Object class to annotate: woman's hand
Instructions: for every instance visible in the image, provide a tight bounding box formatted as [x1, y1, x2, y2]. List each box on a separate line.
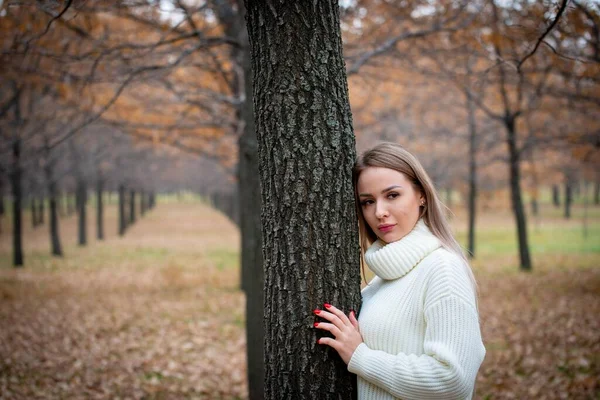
[314, 303, 363, 364]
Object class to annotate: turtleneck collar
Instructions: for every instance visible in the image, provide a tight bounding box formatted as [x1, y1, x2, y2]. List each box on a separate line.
[365, 219, 442, 280]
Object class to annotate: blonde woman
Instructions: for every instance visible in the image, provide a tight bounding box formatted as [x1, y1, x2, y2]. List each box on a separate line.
[314, 142, 485, 399]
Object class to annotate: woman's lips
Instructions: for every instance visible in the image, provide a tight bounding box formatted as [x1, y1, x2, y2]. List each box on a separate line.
[378, 224, 395, 233]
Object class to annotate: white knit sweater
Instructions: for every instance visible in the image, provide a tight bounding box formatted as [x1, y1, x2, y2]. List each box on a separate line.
[348, 220, 485, 400]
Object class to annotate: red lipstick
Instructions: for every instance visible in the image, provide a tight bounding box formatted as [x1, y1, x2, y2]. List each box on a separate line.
[378, 224, 395, 233]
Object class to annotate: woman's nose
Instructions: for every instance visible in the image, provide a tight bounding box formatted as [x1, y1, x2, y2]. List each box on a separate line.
[375, 204, 389, 219]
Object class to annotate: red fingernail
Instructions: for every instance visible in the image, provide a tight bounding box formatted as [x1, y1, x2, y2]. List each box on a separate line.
[313, 322, 319, 327]
[313, 309, 321, 315]
[324, 303, 332, 308]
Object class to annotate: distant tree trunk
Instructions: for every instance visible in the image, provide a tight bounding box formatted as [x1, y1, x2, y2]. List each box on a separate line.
[505, 117, 531, 270]
[564, 178, 572, 219]
[11, 138, 24, 267]
[583, 181, 589, 238]
[225, 2, 266, 395]
[118, 184, 126, 236]
[38, 196, 44, 225]
[43, 144, 62, 257]
[31, 198, 38, 228]
[96, 177, 104, 240]
[77, 180, 87, 246]
[246, 1, 362, 398]
[149, 192, 156, 209]
[466, 89, 477, 259]
[140, 190, 146, 216]
[552, 184, 560, 207]
[0, 181, 4, 235]
[529, 155, 539, 218]
[129, 190, 136, 224]
[530, 197, 538, 216]
[594, 179, 599, 205]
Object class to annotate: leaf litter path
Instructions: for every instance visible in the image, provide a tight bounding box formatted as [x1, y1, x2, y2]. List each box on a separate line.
[1, 203, 599, 399]
[0, 203, 246, 399]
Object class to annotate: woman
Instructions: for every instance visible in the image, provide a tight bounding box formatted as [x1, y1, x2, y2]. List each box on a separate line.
[314, 142, 485, 400]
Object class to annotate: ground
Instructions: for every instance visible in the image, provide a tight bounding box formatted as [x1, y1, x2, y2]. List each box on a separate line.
[0, 197, 598, 399]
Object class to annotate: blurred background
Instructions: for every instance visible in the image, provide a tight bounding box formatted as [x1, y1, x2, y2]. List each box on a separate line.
[0, 0, 598, 399]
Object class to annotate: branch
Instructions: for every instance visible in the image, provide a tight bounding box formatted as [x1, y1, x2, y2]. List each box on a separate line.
[517, 0, 570, 71]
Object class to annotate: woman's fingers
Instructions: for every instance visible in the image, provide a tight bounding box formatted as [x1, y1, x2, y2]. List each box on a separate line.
[349, 310, 359, 330]
[323, 303, 352, 326]
[314, 321, 341, 337]
[314, 308, 344, 329]
[317, 336, 341, 351]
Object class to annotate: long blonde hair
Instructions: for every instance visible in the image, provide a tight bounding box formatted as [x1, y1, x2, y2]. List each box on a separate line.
[353, 142, 477, 292]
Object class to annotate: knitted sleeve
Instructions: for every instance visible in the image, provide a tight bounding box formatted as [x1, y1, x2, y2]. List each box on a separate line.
[347, 258, 486, 399]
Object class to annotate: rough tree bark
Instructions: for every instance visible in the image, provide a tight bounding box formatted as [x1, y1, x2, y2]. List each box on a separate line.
[245, 1, 362, 398]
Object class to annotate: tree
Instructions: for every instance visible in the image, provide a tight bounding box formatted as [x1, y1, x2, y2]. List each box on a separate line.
[245, 1, 362, 398]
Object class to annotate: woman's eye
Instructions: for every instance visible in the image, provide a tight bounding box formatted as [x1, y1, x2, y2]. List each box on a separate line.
[360, 199, 374, 207]
[387, 192, 399, 199]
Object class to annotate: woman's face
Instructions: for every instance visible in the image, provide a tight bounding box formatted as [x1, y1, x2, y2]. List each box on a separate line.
[357, 167, 424, 244]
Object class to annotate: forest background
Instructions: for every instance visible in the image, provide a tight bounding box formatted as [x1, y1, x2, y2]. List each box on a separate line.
[0, 0, 599, 399]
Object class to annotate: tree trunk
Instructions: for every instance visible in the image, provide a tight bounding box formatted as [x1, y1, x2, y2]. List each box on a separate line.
[140, 190, 146, 217]
[235, 4, 265, 395]
[149, 192, 156, 209]
[564, 177, 572, 219]
[118, 184, 126, 236]
[246, 1, 362, 398]
[129, 190, 136, 224]
[31, 198, 38, 228]
[552, 184, 560, 207]
[44, 150, 63, 257]
[12, 138, 24, 267]
[466, 89, 477, 259]
[594, 179, 599, 205]
[0, 183, 4, 235]
[528, 154, 539, 218]
[505, 117, 532, 270]
[38, 196, 44, 225]
[530, 197, 538, 216]
[77, 179, 87, 246]
[97, 177, 104, 240]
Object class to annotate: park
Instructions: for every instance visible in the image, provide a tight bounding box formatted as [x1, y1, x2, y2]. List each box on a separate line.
[1, 1, 599, 399]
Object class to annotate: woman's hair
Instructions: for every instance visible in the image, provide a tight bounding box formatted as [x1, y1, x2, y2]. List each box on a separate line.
[353, 142, 477, 292]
